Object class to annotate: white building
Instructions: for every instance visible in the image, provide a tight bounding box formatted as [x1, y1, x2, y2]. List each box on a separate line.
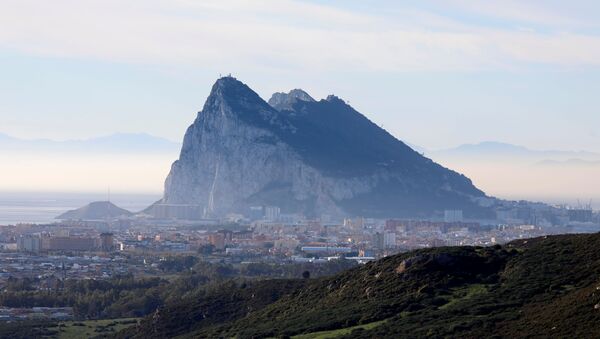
[265, 206, 281, 221]
[17, 235, 42, 253]
[384, 232, 396, 249]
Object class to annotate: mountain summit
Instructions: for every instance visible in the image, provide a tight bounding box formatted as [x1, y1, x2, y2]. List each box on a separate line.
[160, 76, 488, 218]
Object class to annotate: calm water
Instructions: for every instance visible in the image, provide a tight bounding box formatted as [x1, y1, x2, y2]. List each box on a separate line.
[0, 192, 160, 225]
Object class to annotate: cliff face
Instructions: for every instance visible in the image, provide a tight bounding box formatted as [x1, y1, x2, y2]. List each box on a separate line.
[162, 77, 488, 218]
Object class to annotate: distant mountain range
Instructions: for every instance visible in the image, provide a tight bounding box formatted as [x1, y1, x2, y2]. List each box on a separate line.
[423, 141, 600, 209]
[426, 141, 600, 163]
[0, 132, 181, 154]
[2, 134, 596, 165]
[535, 158, 600, 167]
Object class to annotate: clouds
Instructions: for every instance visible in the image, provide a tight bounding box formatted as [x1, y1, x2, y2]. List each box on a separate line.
[1, 0, 600, 72]
[443, 0, 599, 29]
[0, 1, 599, 197]
[0, 0, 598, 151]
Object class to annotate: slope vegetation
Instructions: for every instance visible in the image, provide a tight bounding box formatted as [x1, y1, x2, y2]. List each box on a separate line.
[118, 233, 600, 338]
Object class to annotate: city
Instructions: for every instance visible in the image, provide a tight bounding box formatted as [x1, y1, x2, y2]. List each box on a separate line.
[0, 198, 597, 320]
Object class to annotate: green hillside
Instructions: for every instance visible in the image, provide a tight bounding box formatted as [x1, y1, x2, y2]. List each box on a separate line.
[117, 233, 600, 338]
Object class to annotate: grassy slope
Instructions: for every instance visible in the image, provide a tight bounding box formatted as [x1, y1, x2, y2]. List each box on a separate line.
[118, 233, 600, 338]
[208, 245, 508, 338]
[54, 318, 139, 339]
[346, 234, 600, 338]
[0, 318, 139, 339]
[291, 319, 387, 339]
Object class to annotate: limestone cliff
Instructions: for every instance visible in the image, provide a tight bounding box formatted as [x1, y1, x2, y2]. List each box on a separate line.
[160, 77, 488, 218]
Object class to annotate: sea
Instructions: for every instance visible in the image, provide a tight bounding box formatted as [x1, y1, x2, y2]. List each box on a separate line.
[0, 192, 161, 225]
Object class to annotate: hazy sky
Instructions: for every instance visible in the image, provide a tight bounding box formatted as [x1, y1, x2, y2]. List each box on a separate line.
[1, 0, 600, 151]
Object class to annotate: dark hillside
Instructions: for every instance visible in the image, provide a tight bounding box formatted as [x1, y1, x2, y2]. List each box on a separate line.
[117, 279, 307, 338]
[117, 233, 600, 338]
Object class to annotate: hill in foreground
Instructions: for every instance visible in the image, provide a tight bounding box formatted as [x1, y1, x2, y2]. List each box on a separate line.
[117, 233, 600, 338]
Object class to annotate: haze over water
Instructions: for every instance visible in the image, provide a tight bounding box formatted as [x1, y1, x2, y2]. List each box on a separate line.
[0, 192, 160, 225]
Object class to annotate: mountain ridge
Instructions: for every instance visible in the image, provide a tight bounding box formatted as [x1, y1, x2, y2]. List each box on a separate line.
[429, 141, 600, 161]
[160, 76, 488, 218]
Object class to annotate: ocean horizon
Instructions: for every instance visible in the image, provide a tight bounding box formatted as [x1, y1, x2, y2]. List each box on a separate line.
[0, 191, 161, 225]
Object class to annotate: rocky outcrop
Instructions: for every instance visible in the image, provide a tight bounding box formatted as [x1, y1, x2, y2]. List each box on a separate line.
[159, 76, 489, 218]
[268, 89, 315, 111]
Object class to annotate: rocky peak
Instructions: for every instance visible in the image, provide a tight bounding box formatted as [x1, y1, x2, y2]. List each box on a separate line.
[202, 76, 263, 112]
[197, 76, 286, 129]
[268, 89, 315, 111]
[325, 94, 346, 104]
